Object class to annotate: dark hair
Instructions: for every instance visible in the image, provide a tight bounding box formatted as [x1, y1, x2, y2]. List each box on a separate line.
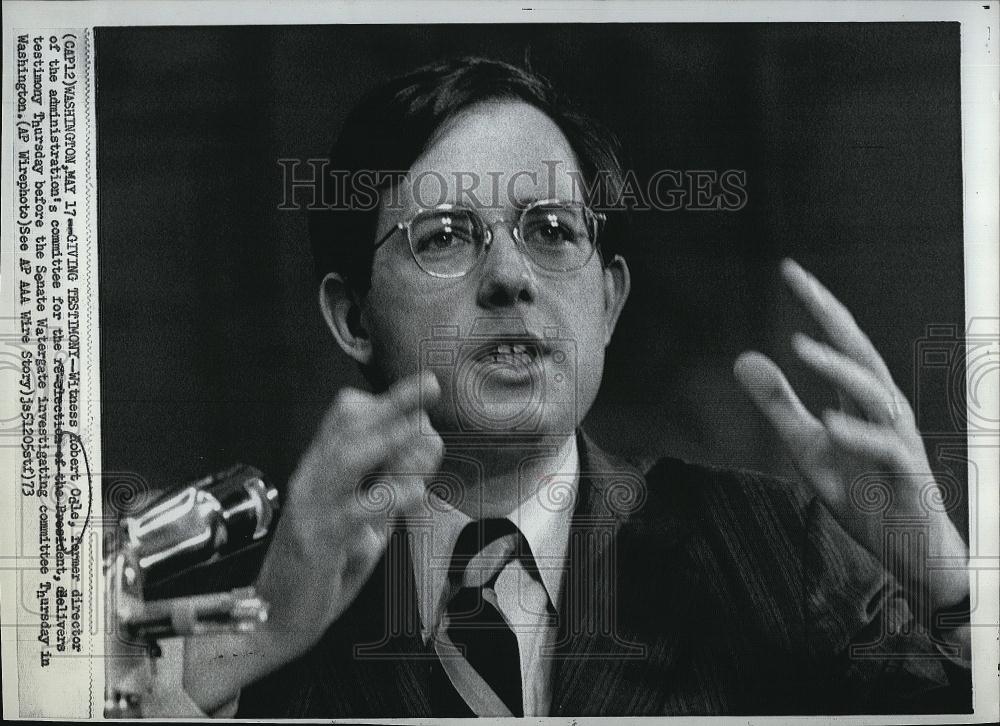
[308, 56, 627, 292]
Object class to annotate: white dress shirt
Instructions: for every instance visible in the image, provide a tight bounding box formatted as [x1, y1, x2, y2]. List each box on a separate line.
[406, 435, 580, 717]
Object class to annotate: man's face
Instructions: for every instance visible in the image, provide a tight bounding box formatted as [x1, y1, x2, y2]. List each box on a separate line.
[358, 100, 629, 438]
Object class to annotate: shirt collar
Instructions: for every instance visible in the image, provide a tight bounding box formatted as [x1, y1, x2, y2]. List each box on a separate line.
[407, 435, 580, 643]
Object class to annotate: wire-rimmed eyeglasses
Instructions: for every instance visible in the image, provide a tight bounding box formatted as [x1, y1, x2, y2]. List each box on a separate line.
[373, 198, 606, 278]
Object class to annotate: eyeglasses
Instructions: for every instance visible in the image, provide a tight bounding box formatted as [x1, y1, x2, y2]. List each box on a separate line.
[373, 198, 605, 278]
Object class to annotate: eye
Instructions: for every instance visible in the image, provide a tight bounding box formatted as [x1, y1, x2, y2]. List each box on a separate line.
[535, 220, 572, 244]
[418, 230, 460, 251]
[411, 213, 478, 254]
[523, 209, 587, 248]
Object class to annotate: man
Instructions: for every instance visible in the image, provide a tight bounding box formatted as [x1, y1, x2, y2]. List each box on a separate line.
[139, 56, 971, 716]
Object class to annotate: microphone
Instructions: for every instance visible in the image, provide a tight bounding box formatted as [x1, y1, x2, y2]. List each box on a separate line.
[108, 464, 279, 641]
[106, 465, 280, 717]
[122, 463, 279, 583]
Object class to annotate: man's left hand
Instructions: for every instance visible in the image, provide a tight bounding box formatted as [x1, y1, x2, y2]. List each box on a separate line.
[734, 258, 969, 617]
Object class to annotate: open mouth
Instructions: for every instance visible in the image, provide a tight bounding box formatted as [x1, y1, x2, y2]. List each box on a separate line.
[483, 341, 537, 367]
[462, 338, 546, 398]
[457, 339, 546, 430]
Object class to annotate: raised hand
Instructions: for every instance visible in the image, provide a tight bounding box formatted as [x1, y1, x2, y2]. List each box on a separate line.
[257, 370, 444, 643]
[733, 259, 969, 616]
[181, 371, 444, 712]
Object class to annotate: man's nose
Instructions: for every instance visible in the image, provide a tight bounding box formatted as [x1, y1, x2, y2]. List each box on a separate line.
[475, 225, 537, 308]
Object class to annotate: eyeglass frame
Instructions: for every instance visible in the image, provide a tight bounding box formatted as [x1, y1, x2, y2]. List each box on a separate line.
[372, 197, 607, 278]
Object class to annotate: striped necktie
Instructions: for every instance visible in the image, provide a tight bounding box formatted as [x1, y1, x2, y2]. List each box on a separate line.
[445, 518, 527, 717]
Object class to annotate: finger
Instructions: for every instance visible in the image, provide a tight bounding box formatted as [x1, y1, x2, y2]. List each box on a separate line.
[348, 413, 440, 489]
[346, 408, 426, 473]
[780, 258, 895, 385]
[822, 410, 908, 466]
[347, 459, 430, 521]
[385, 370, 441, 415]
[336, 521, 392, 589]
[299, 408, 421, 498]
[327, 371, 440, 435]
[393, 475, 429, 510]
[792, 333, 900, 425]
[372, 420, 443, 491]
[733, 350, 825, 454]
[835, 388, 863, 422]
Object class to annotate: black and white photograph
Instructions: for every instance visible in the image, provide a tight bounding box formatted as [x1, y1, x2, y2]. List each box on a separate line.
[2, 1, 998, 722]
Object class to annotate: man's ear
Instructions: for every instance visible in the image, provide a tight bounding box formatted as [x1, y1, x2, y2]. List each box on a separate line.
[319, 272, 374, 365]
[601, 255, 631, 346]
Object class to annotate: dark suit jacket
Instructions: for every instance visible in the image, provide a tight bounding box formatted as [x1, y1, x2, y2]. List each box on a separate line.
[172, 430, 966, 716]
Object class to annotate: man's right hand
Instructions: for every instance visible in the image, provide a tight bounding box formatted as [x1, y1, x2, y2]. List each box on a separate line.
[259, 370, 443, 646]
[181, 372, 443, 713]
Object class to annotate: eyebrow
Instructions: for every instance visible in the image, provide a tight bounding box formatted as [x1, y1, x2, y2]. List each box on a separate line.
[511, 194, 540, 211]
[402, 195, 544, 215]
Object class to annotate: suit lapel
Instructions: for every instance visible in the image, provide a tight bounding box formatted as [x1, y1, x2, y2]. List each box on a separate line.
[551, 430, 698, 716]
[312, 521, 435, 716]
[378, 523, 436, 716]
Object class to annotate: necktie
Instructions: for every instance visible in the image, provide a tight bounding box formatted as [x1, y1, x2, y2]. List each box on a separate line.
[445, 519, 526, 717]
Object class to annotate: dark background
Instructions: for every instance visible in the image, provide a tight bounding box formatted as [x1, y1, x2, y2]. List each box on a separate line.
[95, 24, 968, 532]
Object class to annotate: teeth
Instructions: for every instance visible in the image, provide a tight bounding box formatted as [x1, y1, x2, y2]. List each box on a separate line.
[489, 343, 533, 364]
[494, 343, 529, 354]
